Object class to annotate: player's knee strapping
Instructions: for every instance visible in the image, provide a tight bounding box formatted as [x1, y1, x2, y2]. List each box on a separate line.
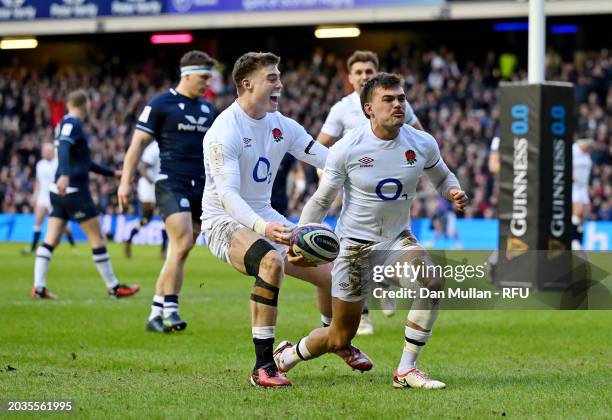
[408, 307, 439, 331]
[244, 239, 280, 306]
[244, 239, 275, 276]
[251, 276, 279, 307]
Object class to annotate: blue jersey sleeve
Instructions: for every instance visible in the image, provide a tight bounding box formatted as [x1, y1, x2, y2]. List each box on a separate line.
[135, 96, 165, 137]
[56, 118, 81, 175]
[57, 118, 79, 144]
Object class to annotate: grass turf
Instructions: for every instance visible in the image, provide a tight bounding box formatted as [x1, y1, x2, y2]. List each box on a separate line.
[0, 242, 610, 418]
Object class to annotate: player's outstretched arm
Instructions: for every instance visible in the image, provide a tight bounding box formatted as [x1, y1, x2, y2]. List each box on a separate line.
[298, 144, 346, 225]
[89, 161, 116, 177]
[118, 129, 153, 211]
[286, 119, 329, 169]
[424, 159, 467, 212]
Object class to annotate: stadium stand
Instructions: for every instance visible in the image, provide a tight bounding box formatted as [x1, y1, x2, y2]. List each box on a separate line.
[0, 47, 610, 220]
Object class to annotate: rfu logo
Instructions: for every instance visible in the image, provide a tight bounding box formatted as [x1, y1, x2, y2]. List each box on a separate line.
[178, 115, 208, 133]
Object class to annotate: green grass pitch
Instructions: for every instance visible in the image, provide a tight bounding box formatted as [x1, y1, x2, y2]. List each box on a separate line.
[0, 242, 610, 418]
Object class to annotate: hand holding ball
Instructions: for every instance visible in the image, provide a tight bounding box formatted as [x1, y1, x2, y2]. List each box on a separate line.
[290, 224, 340, 265]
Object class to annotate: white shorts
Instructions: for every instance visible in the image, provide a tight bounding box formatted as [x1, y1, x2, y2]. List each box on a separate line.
[202, 207, 294, 264]
[572, 186, 590, 205]
[137, 177, 156, 204]
[36, 191, 51, 211]
[332, 230, 423, 302]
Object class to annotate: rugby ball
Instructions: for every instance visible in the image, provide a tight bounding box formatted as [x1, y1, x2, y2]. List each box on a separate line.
[291, 224, 340, 265]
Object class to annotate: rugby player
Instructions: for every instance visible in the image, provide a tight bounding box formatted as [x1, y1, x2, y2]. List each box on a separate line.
[201, 52, 372, 388]
[32, 90, 140, 300]
[118, 50, 216, 332]
[275, 73, 467, 389]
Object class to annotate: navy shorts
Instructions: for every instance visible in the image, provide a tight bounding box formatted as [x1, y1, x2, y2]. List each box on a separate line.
[155, 177, 204, 222]
[50, 190, 99, 222]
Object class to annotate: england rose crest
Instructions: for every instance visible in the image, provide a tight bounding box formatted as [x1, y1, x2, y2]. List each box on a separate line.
[272, 128, 283, 143]
[405, 149, 417, 165]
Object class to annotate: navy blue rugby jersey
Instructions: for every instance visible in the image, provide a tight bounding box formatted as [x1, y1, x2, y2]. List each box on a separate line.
[136, 88, 215, 181]
[55, 115, 114, 188]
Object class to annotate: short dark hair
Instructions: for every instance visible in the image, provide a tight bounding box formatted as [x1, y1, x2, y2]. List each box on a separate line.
[67, 89, 89, 109]
[232, 52, 281, 94]
[360, 72, 403, 119]
[347, 50, 379, 72]
[180, 50, 216, 69]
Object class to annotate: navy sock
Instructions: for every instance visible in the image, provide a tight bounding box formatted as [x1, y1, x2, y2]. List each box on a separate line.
[253, 338, 275, 369]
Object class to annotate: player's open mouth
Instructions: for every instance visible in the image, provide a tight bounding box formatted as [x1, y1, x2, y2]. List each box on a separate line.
[270, 92, 280, 104]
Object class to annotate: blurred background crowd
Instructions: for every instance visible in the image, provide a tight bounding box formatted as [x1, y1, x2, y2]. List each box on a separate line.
[0, 46, 610, 220]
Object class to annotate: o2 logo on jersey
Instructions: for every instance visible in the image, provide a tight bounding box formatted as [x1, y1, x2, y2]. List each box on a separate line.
[376, 178, 408, 201]
[253, 157, 272, 184]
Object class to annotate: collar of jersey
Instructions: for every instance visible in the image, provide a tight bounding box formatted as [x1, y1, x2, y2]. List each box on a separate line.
[368, 125, 400, 148]
[170, 88, 199, 102]
[233, 101, 268, 125]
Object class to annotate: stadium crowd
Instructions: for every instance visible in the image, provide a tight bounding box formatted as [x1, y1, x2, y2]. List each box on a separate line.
[0, 46, 610, 220]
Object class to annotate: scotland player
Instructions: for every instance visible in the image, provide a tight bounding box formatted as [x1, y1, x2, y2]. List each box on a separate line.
[118, 51, 216, 333]
[275, 74, 467, 389]
[318, 50, 424, 334]
[32, 90, 140, 300]
[201, 52, 372, 388]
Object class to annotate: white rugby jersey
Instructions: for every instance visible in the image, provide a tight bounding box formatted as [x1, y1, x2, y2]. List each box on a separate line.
[36, 158, 57, 198]
[141, 141, 161, 182]
[572, 143, 592, 189]
[320, 91, 418, 139]
[300, 123, 459, 242]
[202, 101, 328, 230]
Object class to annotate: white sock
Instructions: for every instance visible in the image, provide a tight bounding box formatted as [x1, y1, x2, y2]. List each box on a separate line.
[163, 295, 179, 318]
[321, 314, 332, 327]
[398, 326, 432, 374]
[252, 326, 276, 340]
[149, 295, 164, 321]
[280, 336, 312, 371]
[34, 244, 54, 290]
[92, 247, 119, 290]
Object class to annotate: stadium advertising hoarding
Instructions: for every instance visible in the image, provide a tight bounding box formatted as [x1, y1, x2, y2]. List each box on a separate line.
[497, 83, 575, 290]
[166, 0, 441, 14]
[0, 0, 440, 20]
[1, 214, 610, 250]
[0, 0, 165, 20]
